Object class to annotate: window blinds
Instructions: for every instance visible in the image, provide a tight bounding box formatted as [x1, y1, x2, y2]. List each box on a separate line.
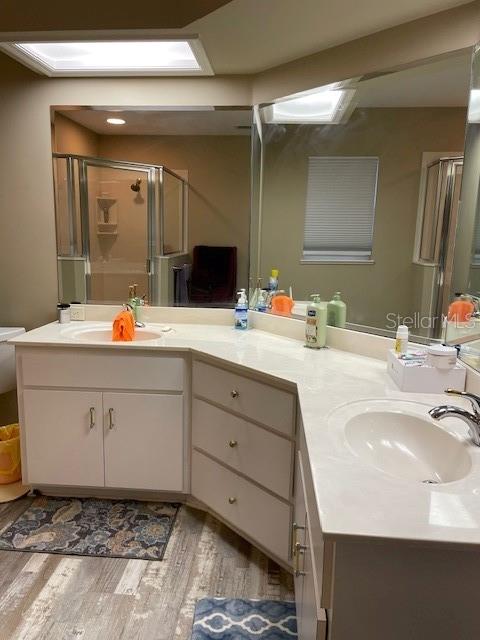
[303, 156, 379, 261]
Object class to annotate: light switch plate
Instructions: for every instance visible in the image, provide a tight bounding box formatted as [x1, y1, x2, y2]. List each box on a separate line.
[70, 305, 86, 321]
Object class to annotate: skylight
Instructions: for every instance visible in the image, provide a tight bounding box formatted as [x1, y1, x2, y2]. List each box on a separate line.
[262, 86, 355, 124]
[0, 40, 212, 76]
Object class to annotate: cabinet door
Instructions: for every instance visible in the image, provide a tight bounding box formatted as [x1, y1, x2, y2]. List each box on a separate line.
[293, 451, 307, 637]
[103, 393, 183, 491]
[23, 389, 104, 487]
[295, 451, 327, 640]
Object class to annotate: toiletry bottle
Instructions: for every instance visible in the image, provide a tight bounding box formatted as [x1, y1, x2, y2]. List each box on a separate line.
[327, 292, 347, 328]
[234, 289, 249, 330]
[256, 290, 268, 313]
[250, 277, 262, 310]
[395, 324, 409, 356]
[305, 294, 327, 349]
[269, 269, 279, 293]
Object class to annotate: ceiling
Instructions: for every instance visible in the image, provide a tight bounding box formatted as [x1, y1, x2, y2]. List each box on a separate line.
[184, 0, 473, 74]
[0, 1, 232, 31]
[0, 0, 474, 75]
[58, 108, 253, 136]
[355, 50, 471, 107]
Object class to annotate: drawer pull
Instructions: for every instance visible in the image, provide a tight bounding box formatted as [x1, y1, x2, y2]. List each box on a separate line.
[108, 408, 115, 430]
[89, 407, 96, 429]
[228, 497, 237, 504]
[228, 440, 238, 448]
[230, 390, 239, 398]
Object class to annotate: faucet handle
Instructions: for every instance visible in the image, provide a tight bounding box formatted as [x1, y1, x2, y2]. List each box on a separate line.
[445, 389, 480, 414]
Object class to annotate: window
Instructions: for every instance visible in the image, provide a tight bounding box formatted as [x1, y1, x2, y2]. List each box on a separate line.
[303, 156, 378, 262]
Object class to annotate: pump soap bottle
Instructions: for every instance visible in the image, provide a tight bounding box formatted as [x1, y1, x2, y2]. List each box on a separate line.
[327, 292, 347, 328]
[234, 289, 249, 330]
[305, 294, 327, 349]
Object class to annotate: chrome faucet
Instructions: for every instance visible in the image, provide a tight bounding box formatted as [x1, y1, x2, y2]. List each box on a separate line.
[429, 389, 480, 446]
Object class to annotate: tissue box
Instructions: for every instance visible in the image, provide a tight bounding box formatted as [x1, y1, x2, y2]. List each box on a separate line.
[387, 349, 466, 393]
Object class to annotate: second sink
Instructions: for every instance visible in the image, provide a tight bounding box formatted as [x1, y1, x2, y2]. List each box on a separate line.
[330, 400, 472, 484]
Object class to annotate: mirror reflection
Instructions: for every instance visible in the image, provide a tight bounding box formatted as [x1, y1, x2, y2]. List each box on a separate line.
[52, 106, 252, 307]
[252, 50, 472, 340]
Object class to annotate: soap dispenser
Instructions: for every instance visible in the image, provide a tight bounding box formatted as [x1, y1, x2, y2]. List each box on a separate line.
[305, 294, 327, 349]
[327, 292, 347, 328]
[234, 289, 249, 330]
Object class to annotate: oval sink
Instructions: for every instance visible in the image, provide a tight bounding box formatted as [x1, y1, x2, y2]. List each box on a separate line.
[66, 327, 163, 343]
[331, 401, 472, 484]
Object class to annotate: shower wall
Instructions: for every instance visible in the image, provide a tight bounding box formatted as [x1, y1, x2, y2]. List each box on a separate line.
[86, 165, 149, 303]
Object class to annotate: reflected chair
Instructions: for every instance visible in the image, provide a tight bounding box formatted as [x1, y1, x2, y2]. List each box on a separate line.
[189, 245, 237, 305]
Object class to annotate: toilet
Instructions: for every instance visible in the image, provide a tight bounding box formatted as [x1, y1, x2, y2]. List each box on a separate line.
[0, 328, 25, 394]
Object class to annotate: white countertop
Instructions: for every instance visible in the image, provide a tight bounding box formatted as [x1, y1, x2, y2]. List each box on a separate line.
[12, 320, 480, 548]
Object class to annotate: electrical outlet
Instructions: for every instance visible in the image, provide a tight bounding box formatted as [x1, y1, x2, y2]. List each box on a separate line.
[70, 305, 86, 321]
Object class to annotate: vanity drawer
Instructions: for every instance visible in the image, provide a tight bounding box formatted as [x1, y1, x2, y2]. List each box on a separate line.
[19, 348, 184, 391]
[192, 399, 292, 499]
[192, 360, 295, 437]
[192, 450, 291, 563]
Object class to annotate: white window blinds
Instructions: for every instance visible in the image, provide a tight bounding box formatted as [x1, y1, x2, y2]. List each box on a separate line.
[303, 156, 379, 261]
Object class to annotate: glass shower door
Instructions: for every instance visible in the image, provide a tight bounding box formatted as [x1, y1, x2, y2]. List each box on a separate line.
[81, 160, 154, 304]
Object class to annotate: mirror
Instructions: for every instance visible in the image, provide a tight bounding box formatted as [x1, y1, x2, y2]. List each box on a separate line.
[52, 106, 252, 307]
[449, 44, 480, 370]
[251, 49, 473, 341]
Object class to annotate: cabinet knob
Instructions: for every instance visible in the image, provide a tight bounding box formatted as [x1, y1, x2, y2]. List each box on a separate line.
[228, 497, 237, 504]
[228, 440, 238, 448]
[89, 407, 95, 429]
[230, 390, 239, 398]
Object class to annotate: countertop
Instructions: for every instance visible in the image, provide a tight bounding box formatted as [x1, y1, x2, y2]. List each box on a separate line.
[11, 320, 480, 548]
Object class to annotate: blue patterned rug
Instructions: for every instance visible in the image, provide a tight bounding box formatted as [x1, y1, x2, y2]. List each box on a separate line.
[0, 496, 179, 560]
[191, 598, 297, 639]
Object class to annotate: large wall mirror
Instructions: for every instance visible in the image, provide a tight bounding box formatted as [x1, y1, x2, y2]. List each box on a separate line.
[52, 106, 252, 307]
[251, 49, 473, 341]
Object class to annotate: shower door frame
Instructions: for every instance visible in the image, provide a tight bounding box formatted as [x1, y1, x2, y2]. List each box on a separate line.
[53, 153, 189, 306]
[426, 156, 464, 337]
[78, 157, 156, 304]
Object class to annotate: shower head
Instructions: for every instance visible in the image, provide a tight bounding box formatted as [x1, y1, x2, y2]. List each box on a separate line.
[131, 178, 142, 192]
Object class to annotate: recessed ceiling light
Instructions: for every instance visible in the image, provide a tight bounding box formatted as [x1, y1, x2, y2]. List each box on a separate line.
[106, 117, 126, 125]
[262, 86, 356, 124]
[0, 39, 212, 77]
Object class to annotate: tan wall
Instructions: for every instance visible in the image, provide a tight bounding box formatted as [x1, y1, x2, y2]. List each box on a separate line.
[259, 107, 466, 329]
[98, 135, 251, 290]
[0, 2, 477, 330]
[0, 53, 251, 330]
[53, 112, 99, 156]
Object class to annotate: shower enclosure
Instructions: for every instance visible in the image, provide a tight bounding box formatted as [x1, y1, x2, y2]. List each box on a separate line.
[416, 156, 463, 338]
[53, 154, 188, 306]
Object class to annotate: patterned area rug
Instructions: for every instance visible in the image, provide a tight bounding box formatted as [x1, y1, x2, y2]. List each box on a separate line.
[0, 496, 179, 560]
[191, 598, 297, 639]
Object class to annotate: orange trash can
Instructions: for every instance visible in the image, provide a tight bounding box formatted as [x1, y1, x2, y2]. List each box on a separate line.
[0, 424, 21, 484]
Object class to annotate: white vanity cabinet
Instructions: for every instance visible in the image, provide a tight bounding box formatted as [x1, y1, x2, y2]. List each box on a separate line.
[16, 347, 186, 493]
[191, 358, 296, 565]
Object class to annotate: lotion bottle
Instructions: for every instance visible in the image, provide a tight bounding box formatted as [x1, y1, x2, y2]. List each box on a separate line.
[327, 292, 347, 328]
[305, 294, 327, 349]
[395, 324, 409, 356]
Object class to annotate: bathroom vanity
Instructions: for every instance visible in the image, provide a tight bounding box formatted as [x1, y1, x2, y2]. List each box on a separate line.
[12, 316, 480, 640]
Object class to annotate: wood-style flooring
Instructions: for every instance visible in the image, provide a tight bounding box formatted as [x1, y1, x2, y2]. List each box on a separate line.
[0, 497, 294, 640]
